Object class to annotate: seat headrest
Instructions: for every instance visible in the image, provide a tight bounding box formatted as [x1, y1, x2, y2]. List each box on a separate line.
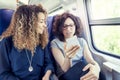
[0, 9, 14, 35]
[47, 16, 56, 41]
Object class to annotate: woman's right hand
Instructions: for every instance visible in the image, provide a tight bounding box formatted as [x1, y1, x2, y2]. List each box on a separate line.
[64, 43, 80, 59]
[80, 63, 100, 80]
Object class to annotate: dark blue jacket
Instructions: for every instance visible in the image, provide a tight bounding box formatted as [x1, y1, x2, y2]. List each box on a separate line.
[0, 36, 54, 80]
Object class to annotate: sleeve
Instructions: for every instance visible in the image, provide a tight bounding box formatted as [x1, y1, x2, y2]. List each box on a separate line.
[78, 38, 86, 48]
[81, 38, 87, 48]
[50, 40, 59, 48]
[0, 38, 20, 80]
[44, 44, 55, 73]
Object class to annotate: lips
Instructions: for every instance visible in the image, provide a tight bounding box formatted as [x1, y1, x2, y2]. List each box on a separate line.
[66, 32, 72, 34]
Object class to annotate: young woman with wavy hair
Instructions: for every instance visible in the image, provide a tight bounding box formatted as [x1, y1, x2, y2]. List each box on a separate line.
[51, 12, 100, 80]
[0, 4, 54, 80]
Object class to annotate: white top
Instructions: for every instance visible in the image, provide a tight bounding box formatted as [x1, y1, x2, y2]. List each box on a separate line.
[51, 36, 85, 66]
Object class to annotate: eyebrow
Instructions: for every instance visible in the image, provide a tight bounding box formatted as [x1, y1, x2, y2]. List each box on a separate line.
[64, 23, 74, 25]
[39, 19, 45, 21]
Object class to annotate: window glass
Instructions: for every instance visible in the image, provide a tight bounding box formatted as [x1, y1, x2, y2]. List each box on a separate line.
[90, 0, 120, 20]
[92, 26, 120, 56]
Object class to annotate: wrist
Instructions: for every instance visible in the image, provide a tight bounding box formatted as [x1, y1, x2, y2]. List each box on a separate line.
[45, 70, 51, 77]
[92, 62, 101, 72]
[65, 55, 71, 59]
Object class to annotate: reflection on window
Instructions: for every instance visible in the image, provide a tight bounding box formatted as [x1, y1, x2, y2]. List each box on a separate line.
[90, 0, 120, 20]
[92, 26, 120, 56]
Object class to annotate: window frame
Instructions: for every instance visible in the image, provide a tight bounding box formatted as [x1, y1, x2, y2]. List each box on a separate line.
[85, 0, 120, 59]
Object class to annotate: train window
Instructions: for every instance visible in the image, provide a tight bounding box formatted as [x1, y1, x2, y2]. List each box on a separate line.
[90, 0, 120, 20]
[86, 0, 120, 57]
[92, 26, 120, 56]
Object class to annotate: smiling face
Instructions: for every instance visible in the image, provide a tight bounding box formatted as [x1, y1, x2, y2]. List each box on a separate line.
[36, 12, 46, 34]
[62, 17, 76, 39]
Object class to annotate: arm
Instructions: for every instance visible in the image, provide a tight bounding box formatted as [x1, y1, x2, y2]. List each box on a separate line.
[51, 41, 80, 72]
[0, 38, 20, 80]
[51, 47, 71, 72]
[80, 39, 100, 80]
[42, 45, 54, 80]
[42, 70, 51, 80]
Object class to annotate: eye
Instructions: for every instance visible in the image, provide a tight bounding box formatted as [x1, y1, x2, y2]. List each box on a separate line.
[63, 25, 68, 28]
[39, 20, 44, 23]
[69, 24, 74, 27]
[40, 21, 43, 23]
[63, 24, 75, 28]
[39, 19, 45, 23]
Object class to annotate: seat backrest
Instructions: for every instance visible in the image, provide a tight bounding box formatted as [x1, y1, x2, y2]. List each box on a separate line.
[0, 9, 14, 35]
[0, 10, 55, 40]
[47, 16, 56, 42]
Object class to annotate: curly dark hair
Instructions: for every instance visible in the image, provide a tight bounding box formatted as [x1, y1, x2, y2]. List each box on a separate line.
[1, 4, 48, 53]
[52, 12, 83, 42]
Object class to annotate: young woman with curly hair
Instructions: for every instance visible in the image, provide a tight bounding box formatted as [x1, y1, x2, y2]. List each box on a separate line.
[0, 4, 54, 80]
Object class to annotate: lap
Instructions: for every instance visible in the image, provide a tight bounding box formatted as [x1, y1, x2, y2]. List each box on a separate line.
[59, 60, 89, 80]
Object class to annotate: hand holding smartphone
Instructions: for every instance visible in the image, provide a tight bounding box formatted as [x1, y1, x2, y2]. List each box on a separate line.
[65, 35, 80, 58]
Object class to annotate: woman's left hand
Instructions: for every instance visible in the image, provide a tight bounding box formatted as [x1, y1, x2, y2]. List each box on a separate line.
[42, 70, 52, 80]
[80, 63, 100, 80]
[42, 75, 49, 80]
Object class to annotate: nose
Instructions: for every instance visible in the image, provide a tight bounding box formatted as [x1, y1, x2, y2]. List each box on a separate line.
[43, 24, 47, 28]
[43, 24, 48, 31]
[65, 26, 72, 31]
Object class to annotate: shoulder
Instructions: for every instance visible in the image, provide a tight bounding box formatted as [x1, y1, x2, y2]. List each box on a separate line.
[0, 36, 13, 47]
[78, 37, 85, 41]
[51, 38, 60, 43]
[51, 38, 64, 49]
[51, 38, 61, 45]
[78, 37, 87, 47]
[0, 36, 12, 42]
[78, 37, 86, 43]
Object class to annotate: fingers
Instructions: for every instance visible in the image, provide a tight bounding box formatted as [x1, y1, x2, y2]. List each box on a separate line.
[68, 45, 80, 57]
[80, 71, 98, 80]
[80, 64, 99, 80]
[81, 75, 98, 80]
[65, 46, 73, 53]
[83, 64, 92, 71]
[80, 71, 92, 80]
[66, 45, 80, 59]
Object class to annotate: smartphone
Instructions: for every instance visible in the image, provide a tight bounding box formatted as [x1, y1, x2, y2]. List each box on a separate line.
[66, 35, 80, 48]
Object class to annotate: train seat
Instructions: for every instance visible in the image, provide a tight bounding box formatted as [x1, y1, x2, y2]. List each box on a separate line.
[0, 9, 14, 35]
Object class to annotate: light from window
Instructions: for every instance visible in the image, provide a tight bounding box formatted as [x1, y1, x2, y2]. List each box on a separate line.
[92, 26, 120, 56]
[90, 0, 120, 20]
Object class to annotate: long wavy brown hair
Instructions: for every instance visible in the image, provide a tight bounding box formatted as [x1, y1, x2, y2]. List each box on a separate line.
[1, 4, 48, 53]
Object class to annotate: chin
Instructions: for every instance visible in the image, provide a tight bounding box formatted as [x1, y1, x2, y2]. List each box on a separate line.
[37, 30, 43, 34]
[66, 36, 73, 38]
[40, 31, 44, 34]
